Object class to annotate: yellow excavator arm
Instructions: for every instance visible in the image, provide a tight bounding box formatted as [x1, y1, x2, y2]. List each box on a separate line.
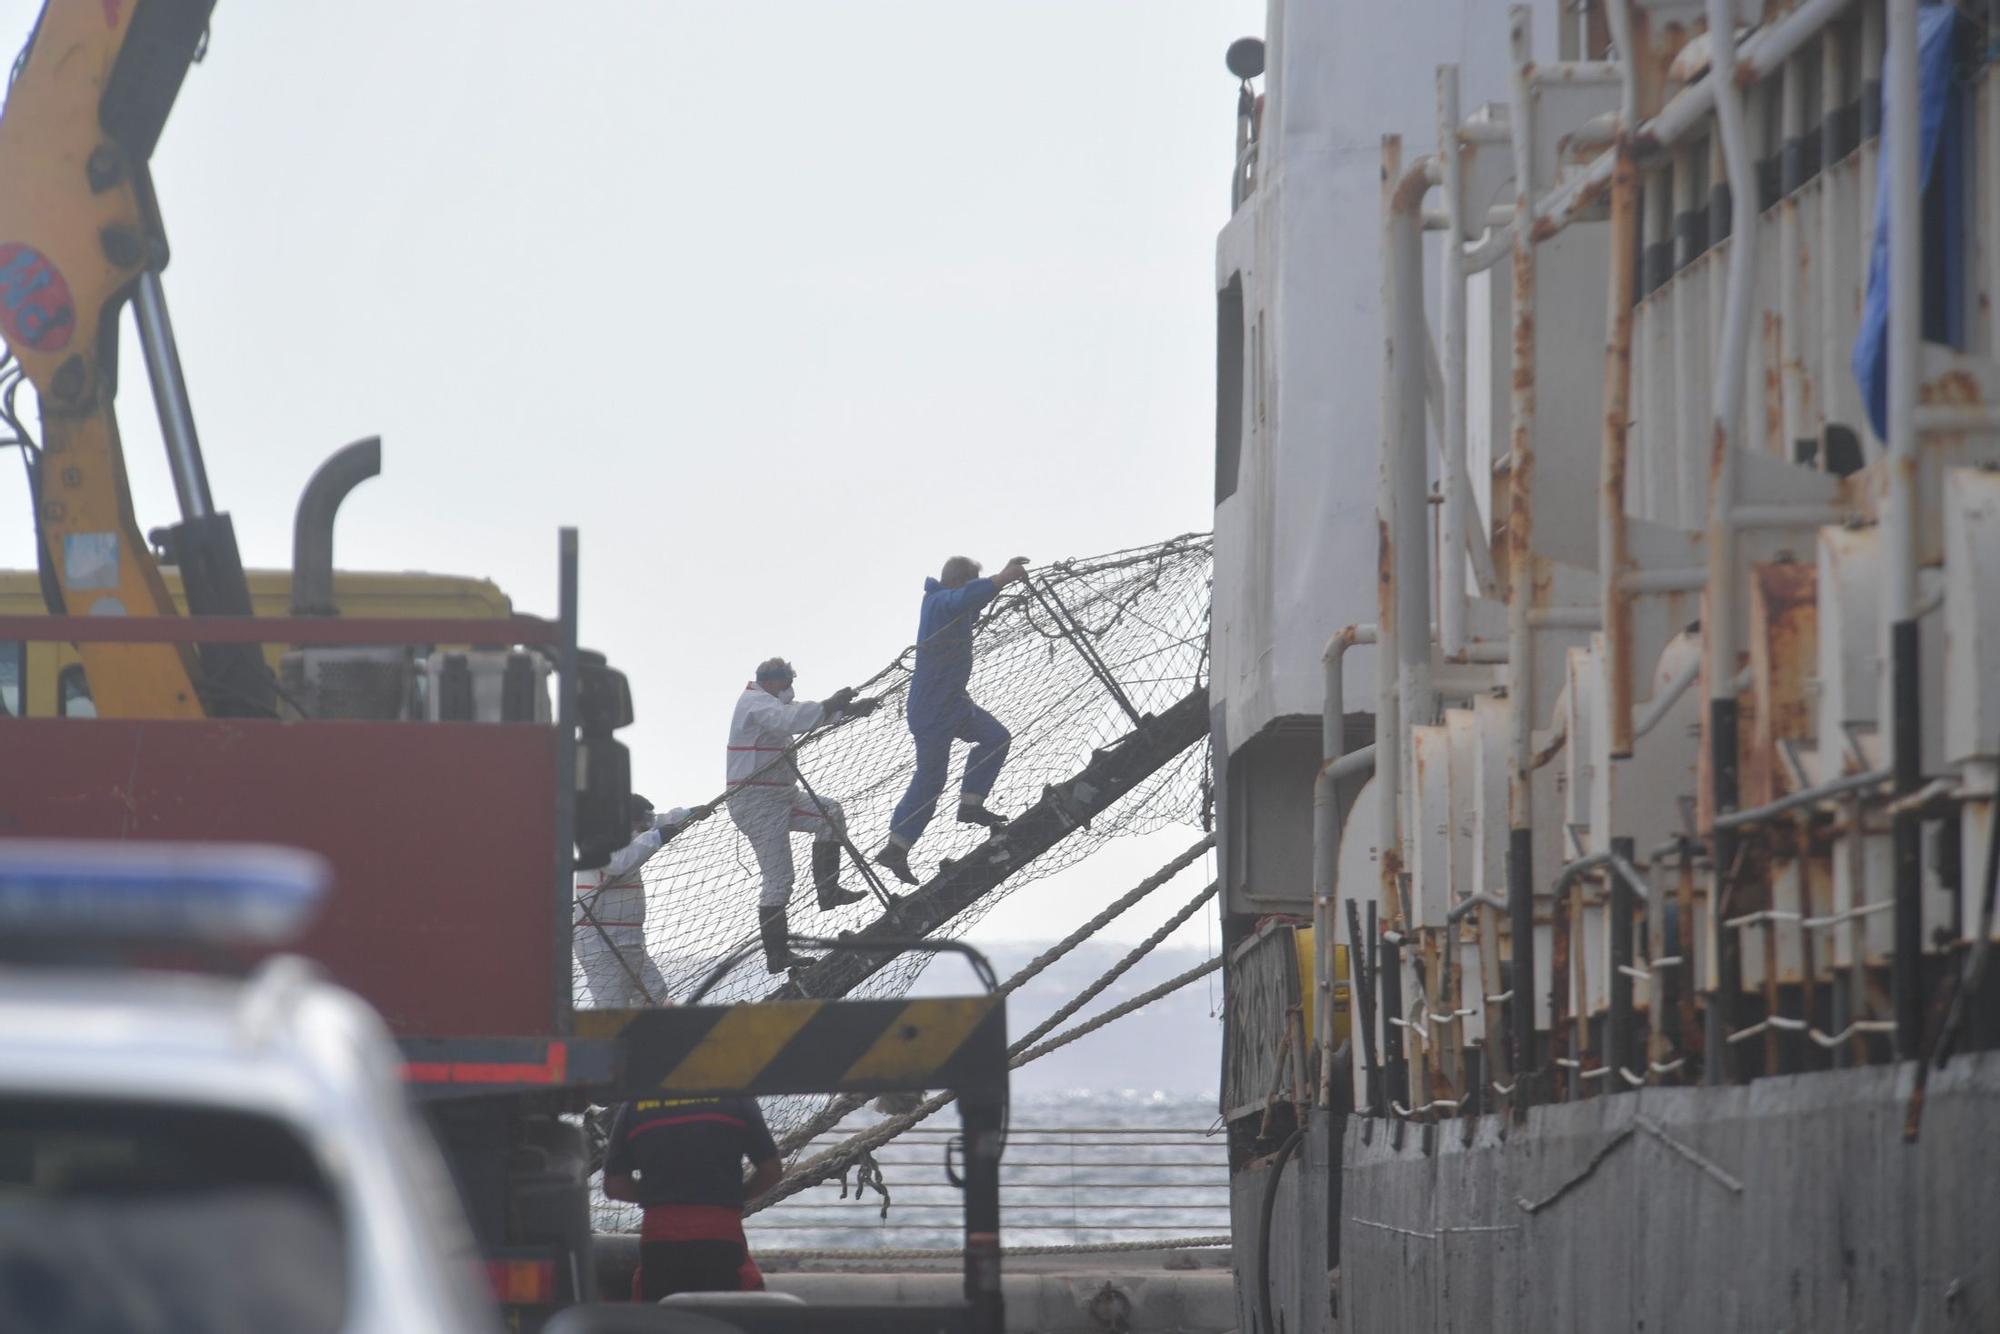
[0, 0, 263, 719]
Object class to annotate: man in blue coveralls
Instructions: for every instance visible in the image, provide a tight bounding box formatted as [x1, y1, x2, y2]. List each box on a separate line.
[875, 554, 1030, 884]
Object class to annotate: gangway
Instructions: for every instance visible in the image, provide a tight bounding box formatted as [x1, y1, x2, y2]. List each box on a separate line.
[612, 535, 1214, 1019]
[775, 686, 1210, 1003]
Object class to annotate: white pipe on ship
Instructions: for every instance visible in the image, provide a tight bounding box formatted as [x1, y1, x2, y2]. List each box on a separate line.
[1884, 0, 1918, 629]
[1502, 3, 1541, 1093]
[1703, 0, 1756, 714]
[1314, 623, 1376, 1108]
[1439, 64, 1470, 659]
[1533, 0, 1857, 236]
[1505, 5, 1538, 835]
[1378, 137, 1437, 931]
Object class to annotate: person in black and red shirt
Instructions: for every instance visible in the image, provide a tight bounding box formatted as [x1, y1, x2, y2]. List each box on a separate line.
[601, 1095, 782, 1301]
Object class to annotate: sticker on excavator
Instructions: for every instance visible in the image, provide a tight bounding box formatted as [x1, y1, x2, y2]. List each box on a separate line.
[62, 533, 119, 590]
[0, 244, 75, 352]
[590, 997, 1007, 1097]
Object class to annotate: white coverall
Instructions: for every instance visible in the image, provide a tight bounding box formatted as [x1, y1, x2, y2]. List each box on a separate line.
[573, 809, 685, 1007]
[726, 683, 846, 908]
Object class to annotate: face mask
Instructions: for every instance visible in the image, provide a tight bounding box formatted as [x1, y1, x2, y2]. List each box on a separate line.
[777, 685, 796, 703]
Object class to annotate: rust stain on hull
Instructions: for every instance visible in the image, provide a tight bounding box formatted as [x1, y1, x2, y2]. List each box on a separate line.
[1762, 309, 1783, 455]
[1602, 141, 1639, 757]
[1920, 369, 1982, 406]
[1747, 561, 1819, 808]
[1509, 238, 1537, 576]
[1380, 847, 1407, 932]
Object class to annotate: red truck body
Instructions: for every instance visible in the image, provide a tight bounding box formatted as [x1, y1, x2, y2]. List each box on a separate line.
[0, 714, 563, 1039]
[0, 585, 603, 1314]
[0, 602, 583, 1059]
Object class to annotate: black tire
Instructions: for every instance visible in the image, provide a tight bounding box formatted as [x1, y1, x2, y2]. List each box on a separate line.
[508, 1115, 596, 1308]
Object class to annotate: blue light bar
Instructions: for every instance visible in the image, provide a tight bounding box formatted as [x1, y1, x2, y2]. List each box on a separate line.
[0, 840, 330, 947]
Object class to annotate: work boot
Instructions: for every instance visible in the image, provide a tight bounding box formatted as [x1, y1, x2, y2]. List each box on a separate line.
[874, 840, 919, 885]
[759, 908, 808, 974]
[813, 840, 866, 910]
[957, 797, 1009, 830]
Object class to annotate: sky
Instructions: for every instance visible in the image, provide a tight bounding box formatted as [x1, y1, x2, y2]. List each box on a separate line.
[0, 0, 1259, 945]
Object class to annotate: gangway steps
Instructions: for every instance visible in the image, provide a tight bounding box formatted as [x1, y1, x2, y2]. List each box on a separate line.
[770, 685, 1210, 1003]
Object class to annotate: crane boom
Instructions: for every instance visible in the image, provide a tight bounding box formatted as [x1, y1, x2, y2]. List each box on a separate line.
[0, 0, 265, 718]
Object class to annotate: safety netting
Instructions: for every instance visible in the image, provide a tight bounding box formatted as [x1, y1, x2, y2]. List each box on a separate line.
[587, 533, 1211, 1017]
[579, 534, 1212, 1228]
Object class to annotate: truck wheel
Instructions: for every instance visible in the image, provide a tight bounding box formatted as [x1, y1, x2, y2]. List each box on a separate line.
[507, 1114, 595, 1307]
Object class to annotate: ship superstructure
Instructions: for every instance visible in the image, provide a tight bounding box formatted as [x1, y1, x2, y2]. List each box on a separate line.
[1213, 2, 2000, 1329]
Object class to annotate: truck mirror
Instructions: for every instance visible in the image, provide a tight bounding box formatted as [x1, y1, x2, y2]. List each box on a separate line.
[574, 737, 632, 871]
[576, 651, 634, 735]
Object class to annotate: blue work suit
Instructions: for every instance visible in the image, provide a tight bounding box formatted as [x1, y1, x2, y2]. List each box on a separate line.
[889, 576, 1012, 846]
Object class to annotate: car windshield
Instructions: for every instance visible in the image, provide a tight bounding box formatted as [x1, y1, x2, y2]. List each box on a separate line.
[0, 1097, 347, 1333]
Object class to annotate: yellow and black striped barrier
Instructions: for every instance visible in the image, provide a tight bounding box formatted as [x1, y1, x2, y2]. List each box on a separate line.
[579, 997, 1008, 1098]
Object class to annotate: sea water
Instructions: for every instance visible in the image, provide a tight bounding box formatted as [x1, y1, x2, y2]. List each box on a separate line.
[746, 1088, 1225, 1254]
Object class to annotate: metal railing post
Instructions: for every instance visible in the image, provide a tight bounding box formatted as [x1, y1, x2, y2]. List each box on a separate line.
[1601, 0, 1640, 759]
[1505, 3, 1542, 1109]
[1438, 65, 1471, 660]
[1884, 0, 1924, 1059]
[553, 528, 579, 1032]
[1316, 624, 1377, 1109]
[1609, 835, 1637, 1086]
[1702, 0, 1760, 1082]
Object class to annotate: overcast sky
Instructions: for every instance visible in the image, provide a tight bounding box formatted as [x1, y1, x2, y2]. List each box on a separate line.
[0, 0, 1257, 944]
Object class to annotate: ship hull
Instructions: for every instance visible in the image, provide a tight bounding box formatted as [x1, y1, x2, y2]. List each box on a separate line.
[1287, 1051, 2000, 1332]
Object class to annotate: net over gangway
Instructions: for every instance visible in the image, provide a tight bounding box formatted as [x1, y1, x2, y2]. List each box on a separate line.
[586, 534, 1213, 1032]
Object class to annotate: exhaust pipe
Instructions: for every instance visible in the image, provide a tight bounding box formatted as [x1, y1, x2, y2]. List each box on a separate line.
[291, 437, 381, 616]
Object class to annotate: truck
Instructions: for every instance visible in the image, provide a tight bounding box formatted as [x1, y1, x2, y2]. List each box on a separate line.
[0, 559, 522, 721]
[0, 5, 1035, 1328]
[0, 0, 647, 1321]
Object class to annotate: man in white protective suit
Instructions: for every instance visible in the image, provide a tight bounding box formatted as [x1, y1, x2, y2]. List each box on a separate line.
[726, 657, 879, 973]
[574, 794, 700, 1007]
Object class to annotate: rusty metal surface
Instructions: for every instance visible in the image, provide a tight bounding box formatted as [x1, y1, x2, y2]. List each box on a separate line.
[1222, 919, 1308, 1124]
[1550, 878, 1573, 1102]
[1746, 560, 1819, 807]
[1601, 137, 1641, 759]
[1307, 0, 2000, 1129]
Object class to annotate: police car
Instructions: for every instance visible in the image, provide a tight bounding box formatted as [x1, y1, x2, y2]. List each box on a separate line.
[0, 840, 497, 1333]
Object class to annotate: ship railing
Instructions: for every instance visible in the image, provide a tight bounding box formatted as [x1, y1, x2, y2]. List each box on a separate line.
[595, 1122, 1231, 1252]
[755, 1122, 1229, 1251]
[1340, 0, 2000, 1130]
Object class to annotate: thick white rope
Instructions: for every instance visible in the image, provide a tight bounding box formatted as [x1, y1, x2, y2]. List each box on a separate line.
[771, 835, 1215, 1158]
[756, 950, 1222, 1212]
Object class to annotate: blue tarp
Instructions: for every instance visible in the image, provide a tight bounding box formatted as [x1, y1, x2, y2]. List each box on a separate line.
[1852, 4, 1964, 441]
